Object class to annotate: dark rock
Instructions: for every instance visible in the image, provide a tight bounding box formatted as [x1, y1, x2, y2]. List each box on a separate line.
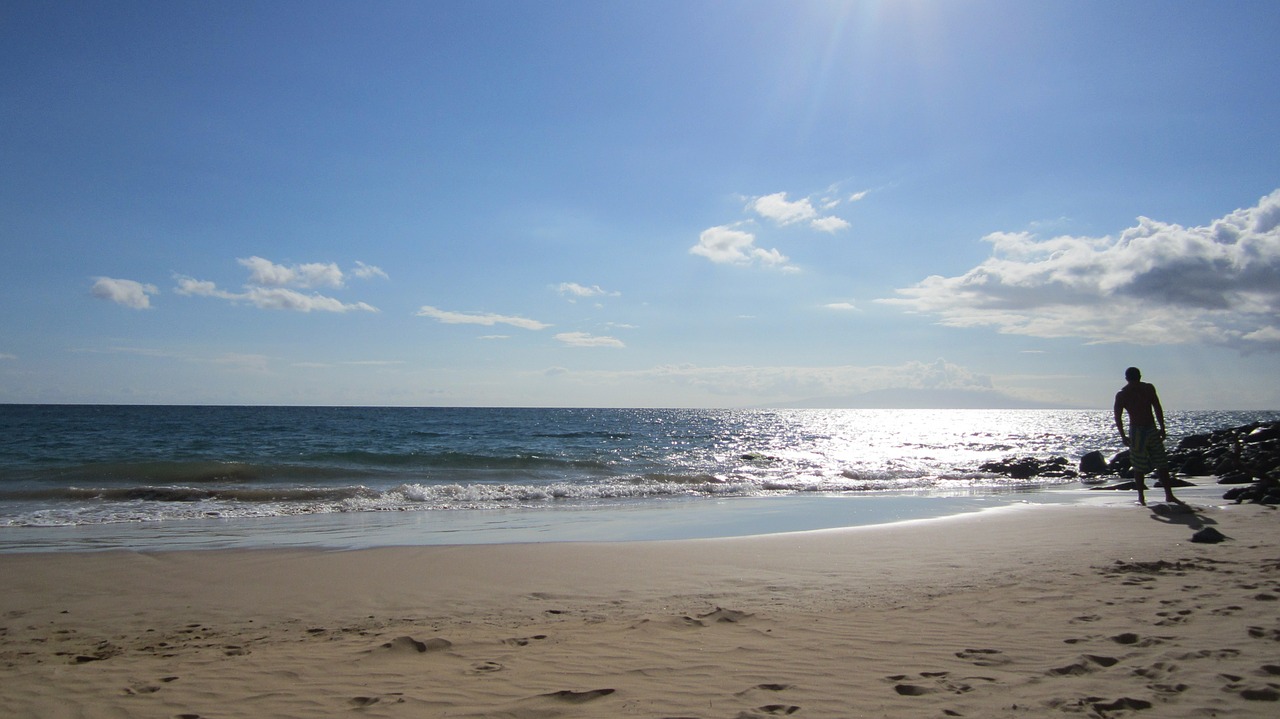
[1079, 451, 1108, 475]
[1190, 527, 1228, 544]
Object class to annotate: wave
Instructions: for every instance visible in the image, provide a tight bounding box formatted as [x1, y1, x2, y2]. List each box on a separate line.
[0, 470, 1078, 527]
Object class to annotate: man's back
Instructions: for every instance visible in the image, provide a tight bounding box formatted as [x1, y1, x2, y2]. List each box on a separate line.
[1115, 381, 1159, 428]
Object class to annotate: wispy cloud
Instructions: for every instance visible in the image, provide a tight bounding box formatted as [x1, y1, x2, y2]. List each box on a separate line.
[0, 353, 17, 361]
[880, 189, 1280, 351]
[353, 261, 389, 281]
[91, 277, 158, 309]
[174, 257, 379, 313]
[556, 282, 619, 299]
[416, 306, 550, 330]
[824, 302, 860, 311]
[554, 331, 624, 348]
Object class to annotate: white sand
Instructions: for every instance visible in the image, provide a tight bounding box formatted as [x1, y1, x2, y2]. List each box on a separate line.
[2, 490, 1279, 718]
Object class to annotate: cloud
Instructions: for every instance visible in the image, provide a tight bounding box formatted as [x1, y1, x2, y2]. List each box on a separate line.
[554, 332, 625, 348]
[694, 186, 857, 271]
[556, 282, 619, 299]
[416, 306, 550, 330]
[0, 353, 16, 361]
[174, 257, 380, 313]
[750, 191, 851, 234]
[353, 261, 389, 280]
[238, 256, 344, 288]
[91, 277, 158, 309]
[810, 216, 851, 233]
[880, 189, 1280, 351]
[750, 192, 817, 225]
[176, 277, 376, 313]
[690, 225, 795, 270]
[824, 302, 860, 311]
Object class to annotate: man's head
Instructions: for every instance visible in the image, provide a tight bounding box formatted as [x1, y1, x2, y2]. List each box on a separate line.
[1125, 367, 1142, 382]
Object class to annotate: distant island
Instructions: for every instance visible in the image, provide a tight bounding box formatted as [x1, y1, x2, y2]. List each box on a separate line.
[765, 388, 1083, 410]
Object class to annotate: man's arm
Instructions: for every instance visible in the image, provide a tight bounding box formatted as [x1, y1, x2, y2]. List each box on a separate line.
[1150, 384, 1166, 436]
[1113, 393, 1128, 445]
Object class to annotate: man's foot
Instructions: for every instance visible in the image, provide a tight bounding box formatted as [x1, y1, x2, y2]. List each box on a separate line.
[1165, 494, 1184, 505]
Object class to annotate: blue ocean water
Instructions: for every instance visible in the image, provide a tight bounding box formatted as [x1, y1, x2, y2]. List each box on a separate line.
[1, 406, 1275, 551]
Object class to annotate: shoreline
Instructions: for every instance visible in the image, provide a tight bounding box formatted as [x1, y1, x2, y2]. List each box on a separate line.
[0, 480, 1197, 554]
[3, 488, 1279, 717]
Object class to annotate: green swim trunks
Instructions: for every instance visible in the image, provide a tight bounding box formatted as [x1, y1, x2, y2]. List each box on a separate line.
[1129, 425, 1169, 474]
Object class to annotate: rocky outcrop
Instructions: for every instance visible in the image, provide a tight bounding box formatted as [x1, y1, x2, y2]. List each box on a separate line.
[980, 420, 1280, 505]
[979, 456, 1076, 480]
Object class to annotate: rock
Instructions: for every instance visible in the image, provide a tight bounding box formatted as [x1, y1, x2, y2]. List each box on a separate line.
[1079, 451, 1108, 475]
[1190, 527, 1228, 544]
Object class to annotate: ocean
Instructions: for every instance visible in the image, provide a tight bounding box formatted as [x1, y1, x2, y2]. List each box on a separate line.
[1, 406, 1275, 552]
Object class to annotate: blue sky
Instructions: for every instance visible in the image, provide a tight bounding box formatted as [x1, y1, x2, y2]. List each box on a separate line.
[2, 0, 1278, 409]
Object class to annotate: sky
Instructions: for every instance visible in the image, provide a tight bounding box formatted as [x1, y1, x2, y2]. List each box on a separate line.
[2, 0, 1279, 409]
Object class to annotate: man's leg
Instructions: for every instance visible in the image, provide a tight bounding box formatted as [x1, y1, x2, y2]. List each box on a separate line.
[1134, 471, 1147, 505]
[1157, 467, 1180, 503]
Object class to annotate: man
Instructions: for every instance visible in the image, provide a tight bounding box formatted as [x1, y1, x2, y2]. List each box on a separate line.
[1113, 367, 1180, 505]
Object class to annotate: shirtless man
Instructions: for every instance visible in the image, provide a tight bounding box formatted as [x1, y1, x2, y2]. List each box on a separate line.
[1113, 367, 1180, 505]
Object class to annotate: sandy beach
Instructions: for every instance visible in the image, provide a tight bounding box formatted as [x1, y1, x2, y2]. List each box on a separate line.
[2, 490, 1278, 718]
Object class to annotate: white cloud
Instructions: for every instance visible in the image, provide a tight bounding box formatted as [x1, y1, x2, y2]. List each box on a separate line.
[810, 216, 850, 233]
[557, 282, 619, 299]
[416, 306, 550, 330]
[242, 287, 377, 313]
[0, 353, 16, 361]
[353, 261, 389, 281]
[174, 258, 379, 313]
[880, 189, 1280, 351]
[750, 192, 817, 225]
[554, 332, 625, 348]
[91, 277, 158, 309]
[690, 225, 795, 270]
[824, 302, 860, 311]
[238, 256, 344, 289]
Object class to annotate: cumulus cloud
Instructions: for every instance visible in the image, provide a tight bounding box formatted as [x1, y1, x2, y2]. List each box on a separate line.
[751, 192, 818, 225]
[174, 257, 380, 313]
[239, 256, 344, 289]
[880, 189, 1280, 351]
[690, 225, 795, 270]
[554, 332, 625, 348]
[693, 186, 857, 271]
[811, 216, 851, 233]
[416, 306, 550, 330]
[91, 277, 158, 309]
[556, 282, 619, 299]
[750, 191, 851, 233]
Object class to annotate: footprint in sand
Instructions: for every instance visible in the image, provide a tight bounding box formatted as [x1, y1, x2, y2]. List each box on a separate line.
[888, 671, 988, 696]
[698, 607, 753, 623]
[734, 683, 794, 696]
[538, 688, 615, 703]
[467, 661, 504, 674]
[376, 636, 452, 654]
[955, 648, 1010, 666]
[503, 634, 548, 646]
[1047, 655, 1119, 677]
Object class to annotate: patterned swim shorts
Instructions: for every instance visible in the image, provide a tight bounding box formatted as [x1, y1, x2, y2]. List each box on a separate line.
[1129, 425, 1169, 474]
